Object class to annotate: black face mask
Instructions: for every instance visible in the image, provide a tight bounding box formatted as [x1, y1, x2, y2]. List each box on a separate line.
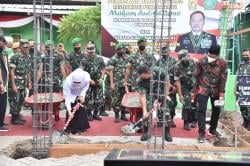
[74, 47, 81, 53]
[243, 57, 249, 62]
[125, 50, 130, 54]
[138, 45, 145, 51]
[47, 49, 51, 56]
[181, 60, 189, 67]
[0, 47, 3, 53]
[29, 48, 34, 54]
[117, 52, 123, 56]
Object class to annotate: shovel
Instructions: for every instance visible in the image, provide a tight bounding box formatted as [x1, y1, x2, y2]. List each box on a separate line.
[52, 102, 82, 144]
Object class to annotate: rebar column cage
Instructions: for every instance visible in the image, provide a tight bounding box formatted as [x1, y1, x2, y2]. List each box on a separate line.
[32, 0, 54, 159]
[147, 0, 173, 149]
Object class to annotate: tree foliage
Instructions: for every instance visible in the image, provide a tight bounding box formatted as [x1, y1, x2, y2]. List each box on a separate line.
[58, 3, 101, 52]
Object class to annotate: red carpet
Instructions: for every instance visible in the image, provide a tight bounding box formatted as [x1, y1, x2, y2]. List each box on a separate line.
[0, 116, 200, 138]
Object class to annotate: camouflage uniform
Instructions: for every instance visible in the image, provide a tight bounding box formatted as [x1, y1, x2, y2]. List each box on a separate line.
[103, 72, 112, 111]
[157, 55, 177, 124]
[82, 54, 105, 119]
[137, 61, 173, 142]
[39, 45, 64, 124]
[128, 50, 154, 91]
[8, 51, 29, 121]
[154, 55, 176, 126]
[67, 50, 85, 72]
[28, 52, 42, 95]
[67, 38, 85, 72]
[40, 50, 64, 93]
[174, 58, 197, 128]
[236, 60, 250, 129]
[107, 50, 129, 120]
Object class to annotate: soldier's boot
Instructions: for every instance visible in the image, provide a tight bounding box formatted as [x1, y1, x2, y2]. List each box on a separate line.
[114, 112, 120, 123]
[100, 110, 109, 116]
[11, 115, 24, 125]
[87, 111, 93, 121]
[93, 110, 102, 121]
[140, 126, 151, 141]
[165, 126, 173, 142]
[183, 120, 191, 130]
[121, 111, 129, 121]
[17, 114, 27, 123]
[170, 114, 176, 128]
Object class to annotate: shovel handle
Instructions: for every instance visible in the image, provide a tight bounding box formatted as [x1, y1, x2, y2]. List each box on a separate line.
[63, 102, 83, 130]
[125, 85, 129, 93]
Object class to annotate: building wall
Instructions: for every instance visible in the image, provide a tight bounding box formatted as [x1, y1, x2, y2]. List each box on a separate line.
[2, 22, 73, 52]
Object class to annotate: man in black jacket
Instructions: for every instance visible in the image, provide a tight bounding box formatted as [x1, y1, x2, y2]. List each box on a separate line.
[0, 36, 8, 131]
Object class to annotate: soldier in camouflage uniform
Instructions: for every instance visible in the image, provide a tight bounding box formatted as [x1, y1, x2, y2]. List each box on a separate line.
[194, 45, 228, 143]
[27, 39, 42, 96]
[107, 43, 129, 123]
[174, 49, 197, 130]
[125, 44, 132, 56]
[152, 46, 175, 141]
[158, 46, 178, 128]
[39, 40, 64, 122]
[123, 37, 154, 131]
[124, 37, 154, 91]
[82, 42, 105, 121]
[67, 38, 85, 72]
[235, 48, 250, 130]
[137, 62, 172, 142]
[8, 40, 30, 125]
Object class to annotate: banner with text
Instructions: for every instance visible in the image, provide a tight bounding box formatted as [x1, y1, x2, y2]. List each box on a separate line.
[101, 0, 248, 58]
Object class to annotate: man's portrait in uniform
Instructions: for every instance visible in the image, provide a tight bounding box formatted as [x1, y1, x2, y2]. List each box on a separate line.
[175, 11, 217, 54]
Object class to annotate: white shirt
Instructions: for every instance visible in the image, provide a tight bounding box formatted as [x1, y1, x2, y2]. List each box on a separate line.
[63, 68, 90, 111]
[192, 31, 202, 36]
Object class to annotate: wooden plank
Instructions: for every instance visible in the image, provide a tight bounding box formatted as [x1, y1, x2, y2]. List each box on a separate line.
[218, 122, 250, 147]
[48, 143, 250, 158]
[225, 28, 250, 37]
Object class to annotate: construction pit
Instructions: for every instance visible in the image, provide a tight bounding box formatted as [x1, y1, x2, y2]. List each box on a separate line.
[1, 112, 250, 161]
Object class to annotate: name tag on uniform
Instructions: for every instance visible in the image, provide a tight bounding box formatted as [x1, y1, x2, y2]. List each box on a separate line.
[183, 39, 191, 45]
[201, 39, 212, 48]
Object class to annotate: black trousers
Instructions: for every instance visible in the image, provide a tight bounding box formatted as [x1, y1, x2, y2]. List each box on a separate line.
[65, 99, 90, 134]
[196, 94, 221, 135]
[0, 92, 7, 127]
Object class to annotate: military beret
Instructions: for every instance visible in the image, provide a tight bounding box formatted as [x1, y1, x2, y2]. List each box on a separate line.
[177, 49, 189, 59]
[115, 43, 124, 50]
[20, 39, 29, 48]
[71, 38, 81, 45]
[137, 37, 147, 43]
[85, 42, 95, 52]
[45, 40, 54, 47]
